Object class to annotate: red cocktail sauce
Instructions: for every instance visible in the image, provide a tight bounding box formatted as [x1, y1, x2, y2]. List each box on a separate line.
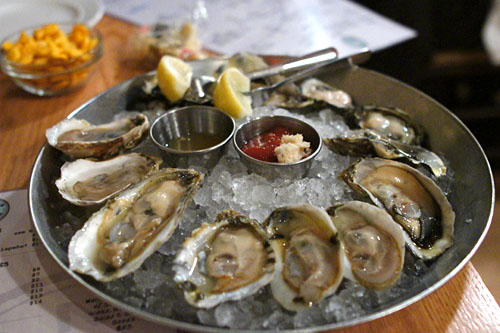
[241, 126, 293, 162]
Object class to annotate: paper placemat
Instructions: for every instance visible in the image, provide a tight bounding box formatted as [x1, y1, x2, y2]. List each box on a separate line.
[0, 189, 174, 332]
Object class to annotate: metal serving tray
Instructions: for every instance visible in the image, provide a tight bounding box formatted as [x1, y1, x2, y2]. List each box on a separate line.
[28, 63, 495, 332]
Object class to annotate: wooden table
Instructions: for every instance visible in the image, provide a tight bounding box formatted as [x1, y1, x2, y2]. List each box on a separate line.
[1, 15, 499, 332]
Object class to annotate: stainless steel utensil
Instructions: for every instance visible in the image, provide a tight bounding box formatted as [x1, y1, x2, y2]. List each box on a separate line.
[184, 47, 339, 103]
[243, 48, 371, 103]
[183, 74, 215, 104]
[246, 46, 338, 80]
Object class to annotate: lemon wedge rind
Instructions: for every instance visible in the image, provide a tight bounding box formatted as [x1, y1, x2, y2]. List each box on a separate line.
[213, 67, 252, 119]
[157, 55, 193, 102]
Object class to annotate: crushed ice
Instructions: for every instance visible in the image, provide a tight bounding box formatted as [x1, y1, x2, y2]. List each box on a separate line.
[60, 106, 432, 329]
[191, 107, 355, 223]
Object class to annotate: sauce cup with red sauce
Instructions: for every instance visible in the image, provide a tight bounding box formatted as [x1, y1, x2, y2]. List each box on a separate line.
[233, 115, 322, 178]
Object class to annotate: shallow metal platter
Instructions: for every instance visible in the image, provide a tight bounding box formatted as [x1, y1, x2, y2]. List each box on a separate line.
[28, 63, 495, 332]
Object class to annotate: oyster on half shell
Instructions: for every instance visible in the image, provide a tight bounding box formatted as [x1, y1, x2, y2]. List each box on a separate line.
[327, 201, 405, 290]
[56, 153, 162, 206]
[173, 210, 275, 308]
[46, 114, 149, 159]
[226, 52, 269, 74]
[263, 204, 344, 311]
[324, 129, 447, 177]
[68, 168, 203, 281]
[300, 78, 354, 109]
[340, 158, 455, 260]
[344, 105, 424, 146]
[264, 78, 353, 111]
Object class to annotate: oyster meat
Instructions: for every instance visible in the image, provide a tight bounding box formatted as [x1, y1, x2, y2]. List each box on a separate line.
[324, 129, 447, 177]
[300, 78, 353, 109]
[56, 153, 162, 206]
[263, 204, 344, 311]
[340, 158, 455, 260]
[226, 52, 269, 74]
[173, 210, 275, 308]
[68, 168, 203, 281]
[345, 105, 424, 146]
[264, 85, 316, 109]
[264, 78, 353, 111]
[46, 114, 149, 159]
[327, 201, 405, 290]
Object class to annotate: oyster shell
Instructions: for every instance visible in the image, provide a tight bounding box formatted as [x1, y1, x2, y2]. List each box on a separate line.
[345, 105, 424, 145]
[68, 168, 203, 281]
[340, 158, 455, 260]
[226, 52, 268, 74]
[301, 78, 353, 109]
[56, 153, 162, 206]
[324, 129, 447, 177]
[264, 78, 352, 111]
[327, 201, 405, 290]
[264, 86, 316, 110]
[173, 210, 275, 308]
[46, 114, 149, 159]
[263, 204, 344, 311]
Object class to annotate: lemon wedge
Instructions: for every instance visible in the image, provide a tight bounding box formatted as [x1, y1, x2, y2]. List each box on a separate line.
[213, 67, 252, 118]
[157, 55, 193, 102]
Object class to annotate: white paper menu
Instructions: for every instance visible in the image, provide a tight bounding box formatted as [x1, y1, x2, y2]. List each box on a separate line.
[102, 0, 416, 58]
[0, 189, 174, 333]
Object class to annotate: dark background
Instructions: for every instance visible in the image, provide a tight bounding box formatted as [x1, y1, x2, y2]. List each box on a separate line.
[354, 0, 500, 168]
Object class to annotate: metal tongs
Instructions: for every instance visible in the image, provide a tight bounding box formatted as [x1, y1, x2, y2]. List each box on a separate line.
[186, 47, 371, 103]
[243, 48, 371, 103]
[186, 47, 340, 103]
[246, 47, 340, 80]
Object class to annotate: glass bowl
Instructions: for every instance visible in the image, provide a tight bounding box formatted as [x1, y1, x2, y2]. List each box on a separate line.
[0, 23, 103, 96]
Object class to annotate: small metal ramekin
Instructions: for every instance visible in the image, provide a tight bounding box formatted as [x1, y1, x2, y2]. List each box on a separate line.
[233, 115, 322, 178]
[150, 106, 235, 169]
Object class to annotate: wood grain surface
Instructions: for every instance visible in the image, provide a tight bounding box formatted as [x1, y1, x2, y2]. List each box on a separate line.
[0, 15, 498, 332]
